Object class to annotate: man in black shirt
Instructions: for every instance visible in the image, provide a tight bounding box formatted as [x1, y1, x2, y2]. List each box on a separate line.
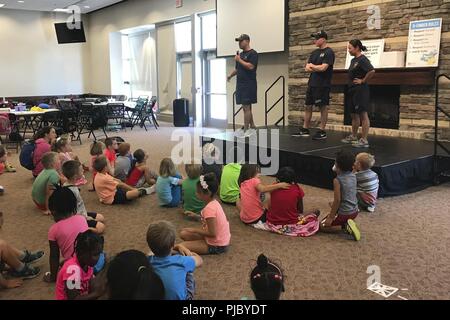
[292, 30, 335, 140]
[228, 34, 258, 137]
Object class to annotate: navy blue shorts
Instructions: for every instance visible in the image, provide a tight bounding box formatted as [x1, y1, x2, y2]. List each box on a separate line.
[113, 188, 130, 204]
[236, 83, 257, 105]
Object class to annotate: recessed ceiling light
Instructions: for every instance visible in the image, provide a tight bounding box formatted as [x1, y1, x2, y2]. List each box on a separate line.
[18, 1, 25, 3]
[0, 4, 5, 8]
[84, 6, 90, 9]
[53, 8, 70, 12]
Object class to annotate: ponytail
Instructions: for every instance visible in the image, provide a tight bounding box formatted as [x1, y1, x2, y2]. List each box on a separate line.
[349, 39, 367, 52]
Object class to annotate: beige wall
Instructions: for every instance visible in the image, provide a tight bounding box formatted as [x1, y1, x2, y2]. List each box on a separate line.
[0, 9, 89, 97]
[86, 0, 215, 94]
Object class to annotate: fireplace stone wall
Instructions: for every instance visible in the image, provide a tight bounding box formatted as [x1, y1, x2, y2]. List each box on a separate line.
[288, 0, 450, 140]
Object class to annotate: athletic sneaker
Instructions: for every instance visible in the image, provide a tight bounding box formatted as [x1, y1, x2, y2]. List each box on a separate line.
[0, 186, 4, 195]
[352, 138, 369, 148]
[9, 264, 41, 280]
[345, 219, 361, 241]
[312, 130, 327, 140]
[234, 128, 245, 138]
[244, 128, 257, 137]
[142, 185, 156, 195]
[367, 206, 375, 213]
[341, 134, 358, 144]
[291, 128, 310, 137]
[21, 250, 45, 264]
[4, 163, 16, 172]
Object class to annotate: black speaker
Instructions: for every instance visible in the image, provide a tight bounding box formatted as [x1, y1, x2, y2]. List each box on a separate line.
[173, 98, 189, 127]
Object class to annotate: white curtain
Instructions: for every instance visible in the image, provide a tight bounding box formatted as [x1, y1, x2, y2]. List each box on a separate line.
[128, 31, 156, 98]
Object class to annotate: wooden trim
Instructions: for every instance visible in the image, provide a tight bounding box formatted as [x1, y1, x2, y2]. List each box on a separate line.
[331, 67, 437, 86]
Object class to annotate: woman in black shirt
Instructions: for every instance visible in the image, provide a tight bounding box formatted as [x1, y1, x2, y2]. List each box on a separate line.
[341, 39, 375, 148]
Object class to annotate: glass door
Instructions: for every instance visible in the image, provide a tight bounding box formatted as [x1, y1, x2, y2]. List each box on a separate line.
[204, 53, 227, 128]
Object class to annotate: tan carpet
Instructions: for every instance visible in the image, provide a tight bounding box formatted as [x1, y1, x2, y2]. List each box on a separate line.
[1, 123, 449, 300]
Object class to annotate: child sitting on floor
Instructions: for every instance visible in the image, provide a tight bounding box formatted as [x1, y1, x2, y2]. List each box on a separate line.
[107, 249, 165, 300]
[62, 160, 105, 234]
[53, 137, 87, 186]
[89, 141, 108, 191]
[104, 138, 118, 169]
[265, 167, 319, 237]
[249, 254, 284, 300]
[0, 211, 43, 288]
[202, 143, 223, 184]
[182, 164, 205, 220]
[44, 186, 89, 283]
[114, 143, 132, 182]
[320, 150, 361, 241]
[219, 162, 242, 205]
[354, 152, 379, 213]
[0, 145, 17, 195]
[156, 158, 183, 207]
[126, 149, 158, 188]
[31, 152, 61, 215]
[55, 230, 104, 300]
[179, 173, 231, 255]
[147, 221, 203, 300]
[237, 164, 290, 226]
[93, 156, 152, 205]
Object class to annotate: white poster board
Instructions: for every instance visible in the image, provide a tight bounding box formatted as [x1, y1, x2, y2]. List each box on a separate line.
[345, 39, 385, 69]
[406, 18, 442, 68]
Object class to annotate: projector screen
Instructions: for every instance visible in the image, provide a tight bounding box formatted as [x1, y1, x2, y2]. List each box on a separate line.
[216, 0, 286, 57]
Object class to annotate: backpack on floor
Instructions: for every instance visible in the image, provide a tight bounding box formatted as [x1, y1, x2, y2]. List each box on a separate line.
[19, 140, 36, 170]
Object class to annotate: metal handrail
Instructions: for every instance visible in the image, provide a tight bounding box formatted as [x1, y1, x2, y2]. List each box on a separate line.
[434, 73, 450, 157]
[265, 76, 285, 127]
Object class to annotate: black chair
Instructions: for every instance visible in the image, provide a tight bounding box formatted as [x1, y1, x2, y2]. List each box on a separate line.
[0, 114, 21, 153]
[39, 110, 63, 134]
[58, 100, 81, 144]
[78, 103, 108, 141]
[129, 98, 148, 130]
[139, 97, 159, 130]
[106, 103, 126, 123]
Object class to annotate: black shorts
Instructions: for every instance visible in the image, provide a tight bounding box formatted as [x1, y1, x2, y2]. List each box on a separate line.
[112, 188, 130, 204]
[305, 86, 330, 107]
[236, 82, 257, 105]
[347, 84, 370, 114]
[246, 209, 267, 225]
[86, 212, 98, 228]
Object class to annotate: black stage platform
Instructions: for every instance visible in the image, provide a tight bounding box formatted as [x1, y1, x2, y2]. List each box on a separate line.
[201, 126, 450, 197]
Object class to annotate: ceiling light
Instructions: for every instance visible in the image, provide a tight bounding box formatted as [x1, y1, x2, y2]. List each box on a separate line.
[0, 4, 5, 8]
[84, 6, 90, 9]
[18, 1, 25, 3]
[53, 8, 70, 12]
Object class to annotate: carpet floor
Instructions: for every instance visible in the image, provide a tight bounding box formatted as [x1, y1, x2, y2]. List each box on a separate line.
[0, 123, 449, 300]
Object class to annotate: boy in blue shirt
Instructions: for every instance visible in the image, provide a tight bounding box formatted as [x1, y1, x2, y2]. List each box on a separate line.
[147, 221, 203, 300]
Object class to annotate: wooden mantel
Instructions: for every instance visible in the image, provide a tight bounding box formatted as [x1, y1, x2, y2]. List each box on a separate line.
[331, 67, 437, 86]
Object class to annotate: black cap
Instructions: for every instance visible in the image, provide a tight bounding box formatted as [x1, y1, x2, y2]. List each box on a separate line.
[311, 30, 328, 40]
[235, 34, 250, 42]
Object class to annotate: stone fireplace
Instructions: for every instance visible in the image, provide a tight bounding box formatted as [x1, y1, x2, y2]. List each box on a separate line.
[343, 85, 400, 130]
[288, 0, 450, 140]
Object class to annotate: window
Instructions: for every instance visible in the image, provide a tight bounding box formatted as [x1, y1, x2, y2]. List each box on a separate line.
[121, 35, 131, 96]
[175, 21, 192, 53]
[201, 13, 216, 50]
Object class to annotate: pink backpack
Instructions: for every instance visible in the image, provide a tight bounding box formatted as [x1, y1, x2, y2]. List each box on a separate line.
[0, 114, 11, 134]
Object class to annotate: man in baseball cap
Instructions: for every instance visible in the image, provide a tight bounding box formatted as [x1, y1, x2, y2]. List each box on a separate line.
[310, 30, 328, 40]
[292, 30, 335, 140]
[228, 34, 259, 137]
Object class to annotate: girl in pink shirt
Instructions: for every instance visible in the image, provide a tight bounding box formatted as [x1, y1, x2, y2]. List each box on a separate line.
[55, 230, 103, 300]
[180, 173, 231, 255]
[32, 126, 57, 177]
[44, 186, 89, 283]
[237, 164, 290, 225]
[53, 137, 87, 186]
